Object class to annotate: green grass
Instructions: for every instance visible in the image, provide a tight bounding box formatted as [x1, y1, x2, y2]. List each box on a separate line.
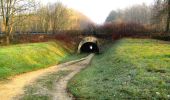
[60, 53, 88, 63]
[17, 71, 70, 100]
[68, 38, 170, 99]
[0, 41, 72, 80]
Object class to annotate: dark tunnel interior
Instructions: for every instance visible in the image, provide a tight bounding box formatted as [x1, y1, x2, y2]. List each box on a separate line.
[80, 42, 99, 53]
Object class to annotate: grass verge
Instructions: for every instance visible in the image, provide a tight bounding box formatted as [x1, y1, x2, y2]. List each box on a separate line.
[68, 38, 170, 99]
[0, 41, 73, 80]
[60, 53, 88, 63]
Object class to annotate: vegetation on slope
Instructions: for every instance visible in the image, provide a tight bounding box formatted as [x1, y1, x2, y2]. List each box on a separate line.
[0, 41, 73, 80]
[68, 38, 170, 99]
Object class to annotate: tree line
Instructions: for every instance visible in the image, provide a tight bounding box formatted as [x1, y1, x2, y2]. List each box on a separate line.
[105, 0, 170, 33]
[0, 0, 91, 44]
[106, 3, 151, 25]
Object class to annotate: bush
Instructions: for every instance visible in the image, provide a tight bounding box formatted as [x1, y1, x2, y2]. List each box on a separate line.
[98, 22, 150, 39]
[152, 34, 170, 41]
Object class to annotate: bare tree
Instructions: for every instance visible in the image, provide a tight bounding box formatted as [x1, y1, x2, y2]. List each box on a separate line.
[0, 0, 36, 44]
[35, 2, 71, 34]
[51, 2, 70, 33]
[105, 4, 151, 25]
[151, 0, 170, 32]
[105, 10, 119, 22]
[9, 2, 91, 35]
[123, 4, 151, 24]
[165, 0, 170, 32]
[36, 4, 51, 33]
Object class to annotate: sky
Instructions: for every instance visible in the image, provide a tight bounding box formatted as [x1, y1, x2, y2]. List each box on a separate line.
[41, 0, 154, 24]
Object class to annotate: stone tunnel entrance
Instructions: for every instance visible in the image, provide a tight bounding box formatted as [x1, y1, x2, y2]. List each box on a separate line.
[78, 36, 99, 53]
[80, 42, 99, 53]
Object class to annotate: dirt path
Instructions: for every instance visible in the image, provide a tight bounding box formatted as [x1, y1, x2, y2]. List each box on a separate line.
[53, 54, 94, 100]
[0, 54, 94, 100]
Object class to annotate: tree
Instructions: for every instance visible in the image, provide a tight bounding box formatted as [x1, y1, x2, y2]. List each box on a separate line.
[37, 5, 51, 33]
[8, 2, 92, 35]
[105, 4, 151, 25]
[123, 4, 151, 24]
[105, 10, 119, 22]
[165, 0, 170, 32]
[36, 2, 71, 33]
[152, 0, 170, 32]
[151, 0, 163, 31]
[0, 0, 36, 44]
[51, 2, 70, 33]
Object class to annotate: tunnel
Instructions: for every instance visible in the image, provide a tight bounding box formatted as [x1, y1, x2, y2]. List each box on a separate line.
[80, 42, 99, 53]
[78, 36, 99, 53]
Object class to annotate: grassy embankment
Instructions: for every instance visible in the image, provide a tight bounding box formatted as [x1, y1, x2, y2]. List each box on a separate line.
[0, 41, 75, 80]
[68, 38, 170, 99]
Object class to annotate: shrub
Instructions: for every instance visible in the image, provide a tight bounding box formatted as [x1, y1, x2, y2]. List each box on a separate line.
[98, 22, 150, 39]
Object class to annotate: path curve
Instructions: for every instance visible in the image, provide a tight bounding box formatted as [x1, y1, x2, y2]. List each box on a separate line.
[0, 54, 94, 100]
[53, 54, 94, 100]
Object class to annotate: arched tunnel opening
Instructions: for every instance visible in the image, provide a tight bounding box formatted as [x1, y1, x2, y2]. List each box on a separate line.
[78, 36, 100, 54]
[80, 42, 99, 53]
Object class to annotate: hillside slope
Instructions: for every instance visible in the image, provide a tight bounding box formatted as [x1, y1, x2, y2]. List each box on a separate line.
[0, 41, 73, 80]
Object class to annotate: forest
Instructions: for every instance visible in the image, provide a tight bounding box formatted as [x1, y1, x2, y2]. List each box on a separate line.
[0, 0, 170, 45]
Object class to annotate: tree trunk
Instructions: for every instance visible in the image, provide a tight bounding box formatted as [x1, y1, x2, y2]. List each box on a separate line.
[52, 21, 56, 34]
[4, 24, 11, 45]
[5, 35, 10, 45]
[165, 0, 170, 33]
[166, 17, 170, 32]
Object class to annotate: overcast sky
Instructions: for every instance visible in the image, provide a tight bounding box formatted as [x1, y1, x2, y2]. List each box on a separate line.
[41, 0, 154, 24]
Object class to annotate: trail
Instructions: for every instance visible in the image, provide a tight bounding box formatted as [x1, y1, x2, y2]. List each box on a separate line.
[53, 54, 94, 100]
[0, 54, 94, 100]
